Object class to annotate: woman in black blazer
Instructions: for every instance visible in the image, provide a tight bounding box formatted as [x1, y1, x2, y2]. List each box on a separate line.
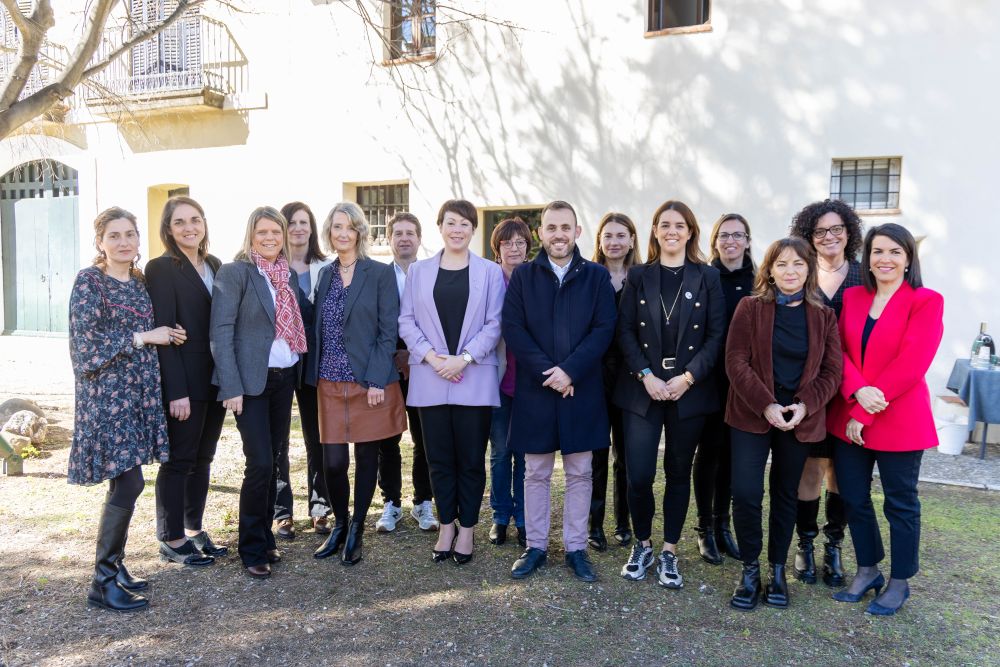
[614, 200, 726, 590]
[307, 202, 406, 566]
[146, 196, 224, 567]
[210, 206, 309, 578]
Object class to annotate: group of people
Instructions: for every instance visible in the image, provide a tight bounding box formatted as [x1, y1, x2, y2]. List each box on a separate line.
[68, 194, 943, 618]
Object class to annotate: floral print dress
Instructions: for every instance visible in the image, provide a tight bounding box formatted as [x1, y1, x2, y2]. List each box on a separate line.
[68, 266, 169, 485]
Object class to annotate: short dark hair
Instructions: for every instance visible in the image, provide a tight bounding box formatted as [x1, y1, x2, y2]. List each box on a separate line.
[490, 217, 533, 261]
[280, 201, 326, 264]
[541, 200, 578, 225]
[790, 199, 864, 261]
[436, 200, 478, 229]
[388, 211, 422, 238]
[860, 223, 923, 291]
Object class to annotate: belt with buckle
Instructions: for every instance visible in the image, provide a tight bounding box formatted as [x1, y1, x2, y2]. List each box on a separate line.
[661, 357, 676, 371]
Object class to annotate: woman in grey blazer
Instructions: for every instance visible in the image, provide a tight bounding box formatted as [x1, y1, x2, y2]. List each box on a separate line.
[307, 202, 406, 566]
[210, 206, 309, 578]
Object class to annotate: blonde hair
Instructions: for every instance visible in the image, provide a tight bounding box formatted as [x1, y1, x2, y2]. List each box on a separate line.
[236, 206, 289, 262]
[322, 202, 371, 260]
[93, 206, 144, 282]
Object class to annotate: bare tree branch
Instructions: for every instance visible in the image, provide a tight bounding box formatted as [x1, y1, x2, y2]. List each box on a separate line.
[0, 0, 31, 35]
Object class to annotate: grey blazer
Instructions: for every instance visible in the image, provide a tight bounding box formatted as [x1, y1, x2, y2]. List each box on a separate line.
[304, 257, 400, 389]
[210, 259, 306, 400]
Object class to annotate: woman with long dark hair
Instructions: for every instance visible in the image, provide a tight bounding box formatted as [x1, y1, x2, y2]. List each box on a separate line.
[615, 200, 725, 589]
[691, 213, 755, 564]
[69, 207, 184, 610]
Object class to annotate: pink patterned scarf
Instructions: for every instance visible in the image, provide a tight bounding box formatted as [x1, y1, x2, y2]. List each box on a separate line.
[251, 250, 307, 354]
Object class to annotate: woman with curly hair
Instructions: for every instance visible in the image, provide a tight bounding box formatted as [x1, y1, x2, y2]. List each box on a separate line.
[788, 199, 864, 589]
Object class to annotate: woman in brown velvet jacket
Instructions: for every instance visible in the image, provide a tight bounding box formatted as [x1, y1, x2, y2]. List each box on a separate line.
[724, 237, 842, 611]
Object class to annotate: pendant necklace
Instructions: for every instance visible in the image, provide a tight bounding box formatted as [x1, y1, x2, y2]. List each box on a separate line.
[659, 287, 683, 326]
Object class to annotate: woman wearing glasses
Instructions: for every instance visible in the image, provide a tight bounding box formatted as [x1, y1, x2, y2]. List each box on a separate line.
[789, 199, 864, 589]
[691, 214, 754, 564]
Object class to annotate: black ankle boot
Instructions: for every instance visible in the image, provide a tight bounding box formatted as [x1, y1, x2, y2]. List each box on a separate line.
[730, 560, 762, 611]
[87, 504, 148, 612]
[695, 518, 722, 565]
[794, 498, 820, 584]
[315, 514, 349, 559]
[822, 491, 846, 587]
[764, 563, 789, 608]
[714, 514, 740, 560]
[341, 520, 364, 565]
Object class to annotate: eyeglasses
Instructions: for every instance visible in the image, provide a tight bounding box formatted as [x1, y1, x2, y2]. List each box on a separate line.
[812, 225, 846, 239]
[499, 240, 528, 249]
[717, 232, 747, 242]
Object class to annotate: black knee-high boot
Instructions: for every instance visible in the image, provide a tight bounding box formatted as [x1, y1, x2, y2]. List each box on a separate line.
[822, 491, 846, 587]
[88, 503, 148, 611]
[115, 532, 148, 591]
[793, 497, 819, 584]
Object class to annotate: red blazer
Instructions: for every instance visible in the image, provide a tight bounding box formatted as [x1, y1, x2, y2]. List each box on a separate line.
[827, 284, 944, 452]
[724, 297, 842, 442]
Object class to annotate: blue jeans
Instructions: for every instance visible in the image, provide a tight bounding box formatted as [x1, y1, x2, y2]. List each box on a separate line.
[489, 393, 525, 527]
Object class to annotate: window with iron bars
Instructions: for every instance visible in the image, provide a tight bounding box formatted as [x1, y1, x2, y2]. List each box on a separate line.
[357, 183, 409, 245]
[830, 158, 901, 211]
[648, 0, 710, 32]
[388, 0, 436, 60]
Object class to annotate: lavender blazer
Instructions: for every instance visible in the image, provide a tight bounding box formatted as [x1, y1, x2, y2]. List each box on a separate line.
[398, 251, 505, 408]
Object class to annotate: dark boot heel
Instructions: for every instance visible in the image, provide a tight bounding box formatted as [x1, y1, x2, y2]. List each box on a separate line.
[314, 515, 349, 559]
[763, 563, 789, 608]
[341, 521, 364, 565]
[822, 540, 845, 587]
[730, 560, 762, 611]
[714, 514, 741, 560]
[695, 520, 722, 565]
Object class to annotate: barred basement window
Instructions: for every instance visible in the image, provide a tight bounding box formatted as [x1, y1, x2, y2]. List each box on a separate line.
[830, 158, 901, 211]
[387, 0, 436, 61]
[357, 183, 409, 245]
[648, 0, 711, 34]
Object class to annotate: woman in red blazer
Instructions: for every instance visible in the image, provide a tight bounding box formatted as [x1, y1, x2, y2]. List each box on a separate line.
[827, 223, 944, 616]
[724, 238, 842, 611]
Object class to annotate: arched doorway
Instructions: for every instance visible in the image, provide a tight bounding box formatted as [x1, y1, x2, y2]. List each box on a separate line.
[0, 160, 80, 334]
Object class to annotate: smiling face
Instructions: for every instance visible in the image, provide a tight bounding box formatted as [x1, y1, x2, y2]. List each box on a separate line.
[868, 234, 908, 285]
[168, 203, 206, 255]
[252, 217, 284, 262]
[656, 209, 691, 261]
[497, 234, 528, 272]
[538, 207, 580, 264]
[600, 221, 632, 262]
[287, 208, 312, 250]
[770, 246, 808, 295]
[391, 220, 420, 263]
[329, 211, 359, 255]
[439, 211, 474, 253]
[812, 211, 847, 263]
[715, 218, 749, 264]
[98, 218, 140, 267]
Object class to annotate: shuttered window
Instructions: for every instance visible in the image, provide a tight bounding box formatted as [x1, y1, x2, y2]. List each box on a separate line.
[129, 0, 202, 91]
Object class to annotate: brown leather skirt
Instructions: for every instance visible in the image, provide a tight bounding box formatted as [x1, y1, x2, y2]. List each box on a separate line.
[317, 379, 406, 444]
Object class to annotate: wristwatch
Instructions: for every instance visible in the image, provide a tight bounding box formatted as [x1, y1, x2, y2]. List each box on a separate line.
[636, 368, 652, 381]
[461, 350, 473, 364]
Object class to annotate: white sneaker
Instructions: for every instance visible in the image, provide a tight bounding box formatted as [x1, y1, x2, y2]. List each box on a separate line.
[657, 550, 683, 589]
[621, 542, 655, 581]
[375, 502, 402, 533]
[410, 500, 440, 531]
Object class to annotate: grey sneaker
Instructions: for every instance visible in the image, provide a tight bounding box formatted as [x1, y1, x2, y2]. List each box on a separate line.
[621, 542, 655, 581]
[410, 500, 440, 531]
[657, 550, 683, 589]
[375, 502, 402, 533]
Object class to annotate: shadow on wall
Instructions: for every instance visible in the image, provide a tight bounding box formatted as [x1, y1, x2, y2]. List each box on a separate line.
[114, 110, 251, 153]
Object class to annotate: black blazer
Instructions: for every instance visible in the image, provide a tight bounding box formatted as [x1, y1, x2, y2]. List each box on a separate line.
[613, 261, 726, 420]
[146, 252, 222, 402]
[304, 257, 400, 389]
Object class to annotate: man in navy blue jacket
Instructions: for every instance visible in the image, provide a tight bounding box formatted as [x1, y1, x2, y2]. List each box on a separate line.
[502, 200, 617, 582]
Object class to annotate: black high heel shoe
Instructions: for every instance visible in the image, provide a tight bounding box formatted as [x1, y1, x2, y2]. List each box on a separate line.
[432, 532, 456, 563]
[453, 531, 474, 565]
[833, 572, 885, 603]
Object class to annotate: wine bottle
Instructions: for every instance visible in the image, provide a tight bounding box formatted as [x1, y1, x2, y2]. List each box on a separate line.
[971, 322, 995, 369]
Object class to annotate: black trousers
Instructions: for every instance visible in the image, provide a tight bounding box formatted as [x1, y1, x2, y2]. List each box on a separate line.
[379, 377, 433, 505]
[623, 401, 705, 544]
[274, 383, 331, 520]
[234, 366, 295, 567]
[692, 411, 734, 524]
[155, 398, 226, 541]
[730, 426, 811, 565]
[590, 400, 630, 532]
[418, 404, 491, 527]
[833, 438, 924, 579]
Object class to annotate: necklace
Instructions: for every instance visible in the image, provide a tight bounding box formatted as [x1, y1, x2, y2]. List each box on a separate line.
[339, 257, 358, 273]
[661, 264, 683, 276]
[659, 287, 683, 326]
[819, 259, 847, 274]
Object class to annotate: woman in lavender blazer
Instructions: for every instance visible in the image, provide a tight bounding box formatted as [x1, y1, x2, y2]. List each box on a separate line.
[398, 199, 505, 565]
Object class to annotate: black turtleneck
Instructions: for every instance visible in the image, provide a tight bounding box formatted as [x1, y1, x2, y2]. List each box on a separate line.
[713, 255, 755, 327]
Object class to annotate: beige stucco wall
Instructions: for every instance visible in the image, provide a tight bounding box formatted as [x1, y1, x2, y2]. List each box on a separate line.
[1, 0, 998, 390]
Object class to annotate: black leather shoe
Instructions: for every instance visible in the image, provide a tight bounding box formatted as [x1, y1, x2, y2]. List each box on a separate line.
[764, 563, 790, 608]
[489, 523, 507, 545]
[115, 557, 148, 591]
[314, 516, 349, 559]
[565, 549, 597, 582]
[695, 522, 722, 565]
[159, 540, 214, 566]
[266, 549, 282, 564]
[245, 564, 271, 578]
[714, 519, 740, 560]
[341, 521, 364, 565]
[730, 561, 762, 611]
[511, 547, 547, 579]
[189, 531, 229, 557]
[613, 528, 632, 548]
[588, 527, 608, 552]
[88, 503, 148, 612]
[516, 526, 527, 548]
[793, 531, 818, 584]
[822, 540, 846, 588]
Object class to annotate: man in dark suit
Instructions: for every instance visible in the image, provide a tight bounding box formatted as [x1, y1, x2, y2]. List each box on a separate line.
[502, 200, 617, 582]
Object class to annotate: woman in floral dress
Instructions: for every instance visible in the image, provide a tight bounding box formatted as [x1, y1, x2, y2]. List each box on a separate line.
[69, 206, 186, 611]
